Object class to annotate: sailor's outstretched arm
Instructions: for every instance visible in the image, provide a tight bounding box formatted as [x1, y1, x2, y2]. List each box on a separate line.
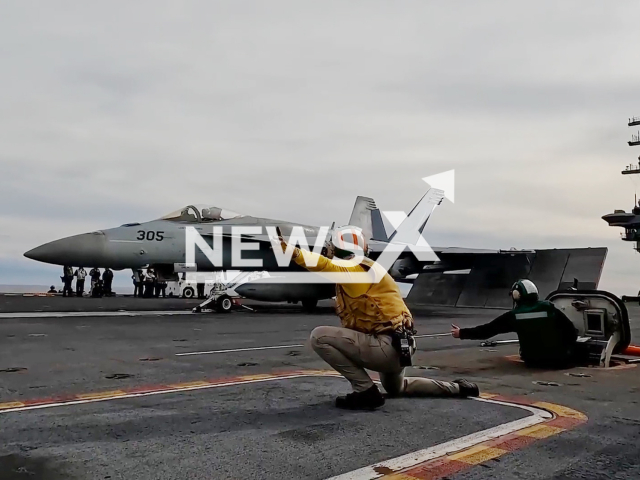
[275, 228, 373, 297]
[275, 228, 367, 275]
[454, 312, 515, 340]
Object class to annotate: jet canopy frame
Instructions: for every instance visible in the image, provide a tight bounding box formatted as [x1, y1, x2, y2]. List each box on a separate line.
[159, 205, 244, 223]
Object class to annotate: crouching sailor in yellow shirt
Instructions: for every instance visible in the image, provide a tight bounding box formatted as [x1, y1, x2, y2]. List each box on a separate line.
[278, 227, 479, 411]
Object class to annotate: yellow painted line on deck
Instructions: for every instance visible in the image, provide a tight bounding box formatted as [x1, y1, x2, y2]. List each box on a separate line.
[516, 424, 565, 439]
[76, 390, 128, 400]
[167, 381, 211, 389]
[479, 393, 499, 399]
[449, 445, 508, 464]
[532, 402, 588, 420]
[380, 474, 421, 480]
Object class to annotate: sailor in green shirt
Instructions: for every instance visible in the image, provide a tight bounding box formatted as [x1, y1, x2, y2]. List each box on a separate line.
[451, 280, 578, 368]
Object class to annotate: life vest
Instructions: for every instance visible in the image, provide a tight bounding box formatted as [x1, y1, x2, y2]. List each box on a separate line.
[334, 257, 413, 335]
[512, 300, 577, 365]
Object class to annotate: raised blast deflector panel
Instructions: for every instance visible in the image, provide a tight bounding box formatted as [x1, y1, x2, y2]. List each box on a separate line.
[406, 248, 607, 309]
[406, 272, 465, 306]
[559, 248, 607, 290]
[525, 250, 570, 300]
[457, 254, 532, 308]
[483, 254, 533, 308]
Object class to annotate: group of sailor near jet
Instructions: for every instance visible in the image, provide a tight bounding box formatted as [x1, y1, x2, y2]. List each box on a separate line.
[55, 266, 114, 298]
[278, 228, 579, 411]
[131, 268, 169, 298]
[52, 266, 171, 298]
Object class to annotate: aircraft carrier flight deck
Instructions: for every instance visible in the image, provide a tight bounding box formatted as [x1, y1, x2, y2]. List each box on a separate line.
[1, 296, 639, 480]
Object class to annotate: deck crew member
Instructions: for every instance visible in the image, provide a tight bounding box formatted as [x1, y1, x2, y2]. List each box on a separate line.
[103, 268, 114, 296]
[62, 266, 74, 297]
[278, 227, 478, 411]
[89, 267, 101, 295]
[75, 267, 87, 297]
[132, 269, 142, 297]
[451, 279, 578, 368]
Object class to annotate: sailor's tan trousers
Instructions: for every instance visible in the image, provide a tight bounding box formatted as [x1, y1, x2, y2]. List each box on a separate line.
[310, 326, 461, 395]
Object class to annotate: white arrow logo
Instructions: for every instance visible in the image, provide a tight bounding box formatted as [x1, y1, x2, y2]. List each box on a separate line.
[423, 169, 454, 203]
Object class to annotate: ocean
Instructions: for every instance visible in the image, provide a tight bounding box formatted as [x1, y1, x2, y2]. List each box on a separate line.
[0, 284, 133, 294]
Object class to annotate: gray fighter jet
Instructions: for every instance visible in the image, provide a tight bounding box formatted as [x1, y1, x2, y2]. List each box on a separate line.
[24, 189, 450, 277]
[25, 204, 323, 274]
[25, 190, 602, 309]
[21, 189, 472, 305]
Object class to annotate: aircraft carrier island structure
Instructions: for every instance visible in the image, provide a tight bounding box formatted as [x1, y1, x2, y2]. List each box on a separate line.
[602, 116, 640, 252]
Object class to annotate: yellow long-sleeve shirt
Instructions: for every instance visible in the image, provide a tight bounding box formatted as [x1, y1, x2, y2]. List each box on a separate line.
[292, 247, 413, 334]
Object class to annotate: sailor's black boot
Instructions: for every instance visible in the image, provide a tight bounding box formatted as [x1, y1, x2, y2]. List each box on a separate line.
[335, 385, 385, 410]
[453, 379, 480, 398]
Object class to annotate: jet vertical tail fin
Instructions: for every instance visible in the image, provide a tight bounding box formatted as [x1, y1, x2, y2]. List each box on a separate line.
[349, 196, 376, 241]
[388, 188, 445, 244]
[371, 208, 389, 242]
[348, 196, 390, 241]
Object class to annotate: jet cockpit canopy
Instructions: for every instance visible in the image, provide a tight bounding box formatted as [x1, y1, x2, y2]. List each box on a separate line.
[160, 205, 244, 223]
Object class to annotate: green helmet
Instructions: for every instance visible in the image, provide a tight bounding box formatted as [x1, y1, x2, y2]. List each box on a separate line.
[510, 279, 539, 304]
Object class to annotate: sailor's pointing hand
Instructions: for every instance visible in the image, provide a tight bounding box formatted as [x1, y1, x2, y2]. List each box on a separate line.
[451, 324, 461, 339]
[275, 227, 288, 253]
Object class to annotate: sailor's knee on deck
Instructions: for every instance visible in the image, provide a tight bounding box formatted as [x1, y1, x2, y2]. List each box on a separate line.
[380, 375, 404, 396]
[310, 326, 335, 352]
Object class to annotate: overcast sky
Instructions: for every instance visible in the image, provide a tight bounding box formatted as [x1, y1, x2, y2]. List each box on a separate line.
[1, 1, 640, 293]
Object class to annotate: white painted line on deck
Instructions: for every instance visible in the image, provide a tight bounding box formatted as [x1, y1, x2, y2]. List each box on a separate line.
[0, 311, 193, 319]
[414, 332, 450, 338]
[326, 397, 552, 480]
[176, 344, 305, 356]
[176, 333, 452, 356]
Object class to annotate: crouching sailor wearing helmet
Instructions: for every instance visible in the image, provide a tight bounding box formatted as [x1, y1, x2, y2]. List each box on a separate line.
[451, 279, 578, 368]
[278, 226, 478, 411]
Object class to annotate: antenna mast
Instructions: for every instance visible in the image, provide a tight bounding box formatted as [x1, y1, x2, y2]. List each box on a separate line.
[602, 116, 640, 253]
[623, 116, 640, 175]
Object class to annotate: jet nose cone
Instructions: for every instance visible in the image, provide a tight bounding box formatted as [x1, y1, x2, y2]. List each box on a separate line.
[24, 232, 107, 266]
[24, 245, 52, 262]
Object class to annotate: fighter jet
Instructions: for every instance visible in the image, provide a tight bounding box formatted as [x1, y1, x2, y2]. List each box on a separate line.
[24, 188, 564, 309]
[25, 204, 322, 274]
[23, 187, 448, 271]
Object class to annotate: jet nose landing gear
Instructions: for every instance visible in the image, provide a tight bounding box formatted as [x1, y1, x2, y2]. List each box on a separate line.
[192, 292, 237, 314]
[216, 294, 234, 313]
[191, 276, 256, 314]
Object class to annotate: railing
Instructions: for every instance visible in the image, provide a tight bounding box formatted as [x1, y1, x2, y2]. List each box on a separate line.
[621, 229, 640, 241]
[631, 133, 640, 143]
[623, 164, 640, 174]
[629, 116, 640, 124]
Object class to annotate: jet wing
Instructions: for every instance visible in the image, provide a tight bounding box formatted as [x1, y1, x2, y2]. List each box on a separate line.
[433, 247, 535, 267]
[368, 242, 532, 260]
